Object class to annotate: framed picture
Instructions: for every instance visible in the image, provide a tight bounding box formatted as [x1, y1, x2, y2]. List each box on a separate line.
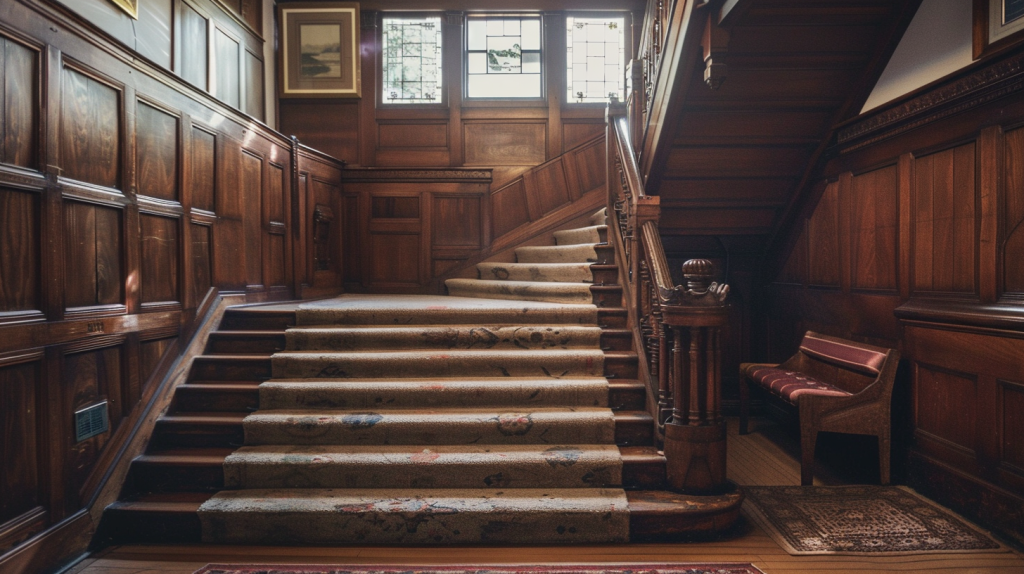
[974, 0, 1024, 59]
[108, 0, 138, 19]
[279, 2, 360, 98]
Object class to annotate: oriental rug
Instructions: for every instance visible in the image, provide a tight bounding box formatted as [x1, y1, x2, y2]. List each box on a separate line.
[743, 485, 1006, 555]
[194, 565, 765, 574]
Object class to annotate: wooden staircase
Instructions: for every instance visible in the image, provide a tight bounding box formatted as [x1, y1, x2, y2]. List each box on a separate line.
[100, 230, 742, 544]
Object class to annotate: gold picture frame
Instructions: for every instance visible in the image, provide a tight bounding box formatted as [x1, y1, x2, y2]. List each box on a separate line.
[974, 0, 1024, 59]
[109, 0, 138, 19]
[279, 2, 361, 98]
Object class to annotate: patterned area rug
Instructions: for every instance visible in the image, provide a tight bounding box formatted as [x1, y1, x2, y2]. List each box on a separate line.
[194, 565, 765, 574]
[743, 485, 1006, 555]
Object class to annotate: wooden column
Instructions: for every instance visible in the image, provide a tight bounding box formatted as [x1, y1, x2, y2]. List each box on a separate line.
[661, 259, 730, 494]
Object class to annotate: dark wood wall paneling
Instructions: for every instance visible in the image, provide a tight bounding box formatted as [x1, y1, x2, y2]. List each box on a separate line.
[341, 170, 491, 292]
[764, 50, 1024, 546]
[0, 0, 344, 570]
[279, 10, 618, 186]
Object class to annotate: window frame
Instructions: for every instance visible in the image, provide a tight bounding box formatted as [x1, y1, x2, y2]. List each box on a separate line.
[377, 12, 448, 108]
[562, 11, 632, 109]
[462, 13, 546, 103]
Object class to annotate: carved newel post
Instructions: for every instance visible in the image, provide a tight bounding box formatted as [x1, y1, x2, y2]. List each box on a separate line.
[662, 259, 730, 493]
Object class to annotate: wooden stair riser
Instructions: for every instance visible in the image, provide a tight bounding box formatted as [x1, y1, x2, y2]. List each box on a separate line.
[604, 352, 638, 379]
[152, 416, 246, 449]
[172, 384, 260, 413]
[127, 456, 227, 494]
[590, 264, 619, 285]
[219, 310, 295, 331]
[598, 308, 627, 328]
[207, 332, 287, 354]
[190, 356, 272, 381]
[591, 285, 623, 307]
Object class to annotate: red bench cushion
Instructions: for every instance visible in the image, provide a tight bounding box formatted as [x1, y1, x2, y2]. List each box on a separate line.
[799, 332, 887, 376]
[748, 367, 852, 402]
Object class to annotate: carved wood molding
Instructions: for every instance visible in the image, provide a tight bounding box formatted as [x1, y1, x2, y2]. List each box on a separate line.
[341, 167, 493, 183]
[894, 298, 1024, 336]
[839, 51, 1024, 152]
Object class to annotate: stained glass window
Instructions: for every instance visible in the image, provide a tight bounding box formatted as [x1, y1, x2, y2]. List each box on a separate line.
[566, 16, 625, 104]
[466, 16, 542, 98]
[382, 16, 443, 104]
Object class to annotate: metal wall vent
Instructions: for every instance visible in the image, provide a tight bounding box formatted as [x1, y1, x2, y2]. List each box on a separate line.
[75, 401, 109, 442]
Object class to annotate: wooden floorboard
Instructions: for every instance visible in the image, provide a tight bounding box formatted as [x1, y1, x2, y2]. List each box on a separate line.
[71, 417, 1024, 574]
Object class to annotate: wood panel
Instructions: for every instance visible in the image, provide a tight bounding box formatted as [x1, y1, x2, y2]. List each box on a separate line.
[64, 202, 123, 310]
[139, 214, 179, 305]
[563, 122, 603, 150]
[464, 123, 546, 166]
[0, 36, 37, 169]
[370, 233, 420, 285]
[849, 165, 898, 291]
[491, 180, 530, 238]
[806, 181, 839, 287]
[213, 29, 240, 109]
[525, 159, 571, 218]
[0, 187, 39, 314]
[572, 138, 605, 194]
[138, 336, 176, 396]
[240, 150, 262, 288]
[243, 50, 263, 120]
[0, 360, 40, 526]
[190, 128, 216, 212]
[378, 123, 447, 148]
[265, 163, 286, 288]
[178, 1, 208, 90]
[136, 102, 179, 202]
[1003, 126, 1024, 295]
[189, 223, 212, 304]
[432, 195, 481, 248]
[61, 67, 119, 189]
[64, 344, 123, 509]
[915, 364, 977, 454]
[912, 144, 976, 295]
[1000, 380, 1024, 475]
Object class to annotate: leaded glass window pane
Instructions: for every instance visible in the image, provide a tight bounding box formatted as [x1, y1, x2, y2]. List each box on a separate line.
[566, 16, 625, 103]
[382, 16, 443, 104]
[466, 15, 542, 99]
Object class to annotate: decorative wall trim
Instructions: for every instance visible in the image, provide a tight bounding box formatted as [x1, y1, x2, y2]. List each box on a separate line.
[895, 299, 1024, 337]
[341, 167, 493, 183]
[839, 51, 1024, 151]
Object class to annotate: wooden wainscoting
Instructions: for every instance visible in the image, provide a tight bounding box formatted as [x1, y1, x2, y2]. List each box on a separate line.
[0, 0, 344, 571]
[763, 48, 1024, 547]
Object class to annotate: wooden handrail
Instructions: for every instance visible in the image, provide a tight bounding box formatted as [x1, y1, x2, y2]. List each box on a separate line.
[607, 94, 731, 495]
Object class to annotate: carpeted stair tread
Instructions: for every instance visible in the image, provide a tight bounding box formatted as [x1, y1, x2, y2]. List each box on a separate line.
[198, 487, 630, 544]
[514, 244, 601, 264]
[295, 294, 597, 326]
[285, 325, 601, 351]
[242, 407, 616, 446]
[476, 262, 595, 283]
[590, 208, 607, 226]
[445, 278, 594, 304]
[223, 444, 623, 489]
[258, 378, 609, 409]
[554, 225, 606, 246]
[271, 348, 606, 379]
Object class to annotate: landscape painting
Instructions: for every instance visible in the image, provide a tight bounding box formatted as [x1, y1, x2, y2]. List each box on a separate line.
[300, 24, 342, 78]
[279, 2, 360, 97]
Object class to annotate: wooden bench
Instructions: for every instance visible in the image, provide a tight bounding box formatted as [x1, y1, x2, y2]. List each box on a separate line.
[739, 331, 900, 486]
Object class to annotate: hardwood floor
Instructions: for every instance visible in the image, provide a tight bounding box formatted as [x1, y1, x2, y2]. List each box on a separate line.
[70, 417, 1024, 574]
